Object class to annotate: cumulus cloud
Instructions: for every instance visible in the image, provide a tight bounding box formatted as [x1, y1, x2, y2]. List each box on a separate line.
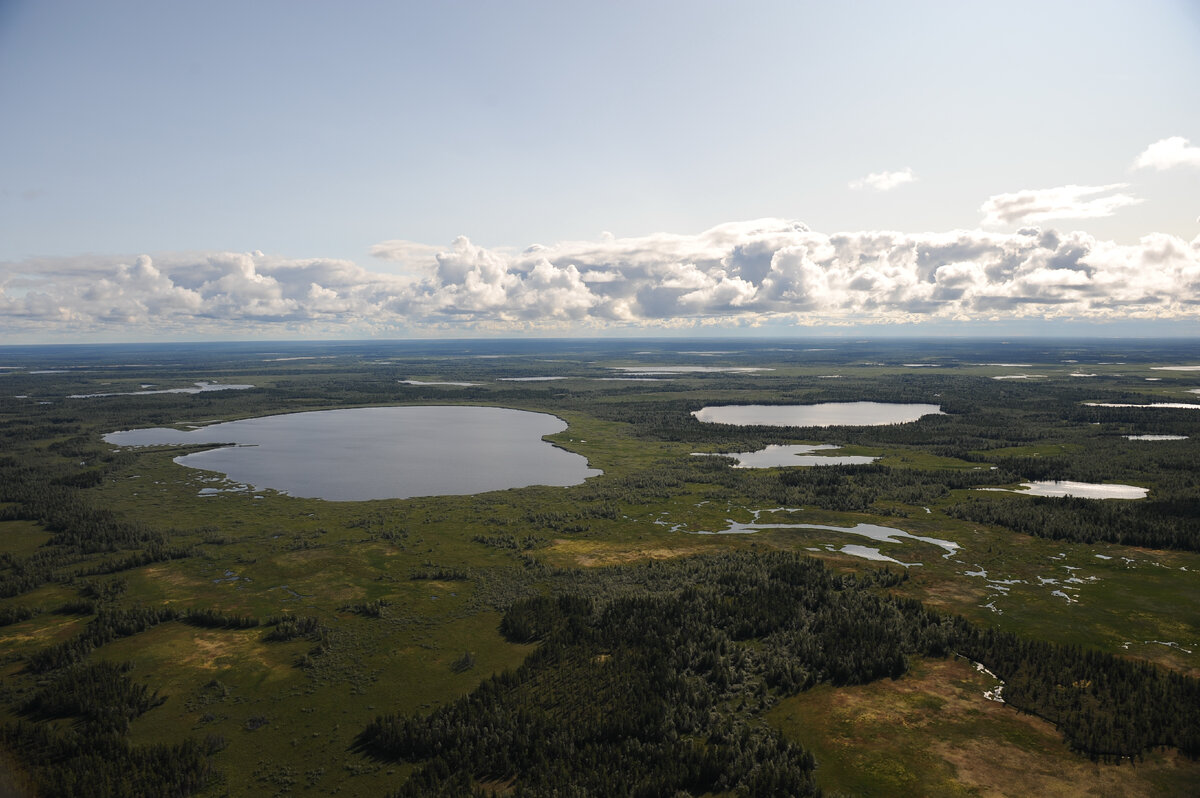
[979, 184, 1142, 227]
[1133, 136, 1200, 170]
[4, 219, 1200, 338]
[849, 168, 916, 192]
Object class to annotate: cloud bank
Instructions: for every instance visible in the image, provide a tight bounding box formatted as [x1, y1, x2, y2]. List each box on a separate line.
[0, 252, 414, 338]
[4, 219, 1199, 339]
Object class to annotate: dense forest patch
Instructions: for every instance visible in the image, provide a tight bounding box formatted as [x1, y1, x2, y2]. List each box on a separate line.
[360, 552, 1200, 795]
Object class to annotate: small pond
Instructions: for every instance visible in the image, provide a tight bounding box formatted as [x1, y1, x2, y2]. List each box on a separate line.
[70, 381, 254, 398]
[836, 545, 921, 567]
[498, 377, 569, 382]
[981, 480, 1148, 500]
[1084, 402, 1200, 410]
[683, 511, 958, 562]
[612, 366, 773, 375]
[695, 444, 878, 468]
[104, 406, 600, 501]
[692, 402, 942, 427]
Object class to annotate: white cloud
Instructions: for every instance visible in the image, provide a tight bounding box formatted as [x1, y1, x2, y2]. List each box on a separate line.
[849, 168, 916, 192]
[980, 184, 1142, 227]
[1133, 136, 1200, 170]
[4, 219, 1200, 338]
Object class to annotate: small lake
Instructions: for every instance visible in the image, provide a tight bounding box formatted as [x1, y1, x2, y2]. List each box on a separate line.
[104, 406, 600, 501]
[70, 381, 254, 398]
[692, 402, 942, 427]
[981, 481, 1148, 500]
[498, 377, 570, 382]
[1084, 402, 1200, 410]
[696, 444, 878, 468]
[612, 366, 773, 375]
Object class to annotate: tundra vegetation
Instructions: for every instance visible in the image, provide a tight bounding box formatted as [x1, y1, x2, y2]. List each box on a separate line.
[0, 338, 1198, 796]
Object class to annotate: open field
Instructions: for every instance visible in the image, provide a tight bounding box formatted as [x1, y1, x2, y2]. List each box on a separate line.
[768, 657, 1200, 797]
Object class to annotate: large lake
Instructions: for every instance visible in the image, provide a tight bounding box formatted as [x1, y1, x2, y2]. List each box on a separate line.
[104, 406, 601, 501]
[692, 402, 943, 427]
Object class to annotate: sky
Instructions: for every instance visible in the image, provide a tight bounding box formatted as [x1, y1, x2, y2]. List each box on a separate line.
[1, 0, 1198, 343]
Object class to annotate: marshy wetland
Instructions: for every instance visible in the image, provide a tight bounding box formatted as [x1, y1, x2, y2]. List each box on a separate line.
[1, 338, 1199, 796]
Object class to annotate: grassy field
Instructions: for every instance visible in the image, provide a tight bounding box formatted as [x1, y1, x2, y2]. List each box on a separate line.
[767, 657, 1200, 797]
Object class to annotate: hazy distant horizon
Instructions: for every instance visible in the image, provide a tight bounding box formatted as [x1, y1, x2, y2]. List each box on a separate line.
[4, 331, 1200, 353]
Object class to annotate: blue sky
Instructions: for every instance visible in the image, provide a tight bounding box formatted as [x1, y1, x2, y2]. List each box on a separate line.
[1, 1, 1198, 342]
